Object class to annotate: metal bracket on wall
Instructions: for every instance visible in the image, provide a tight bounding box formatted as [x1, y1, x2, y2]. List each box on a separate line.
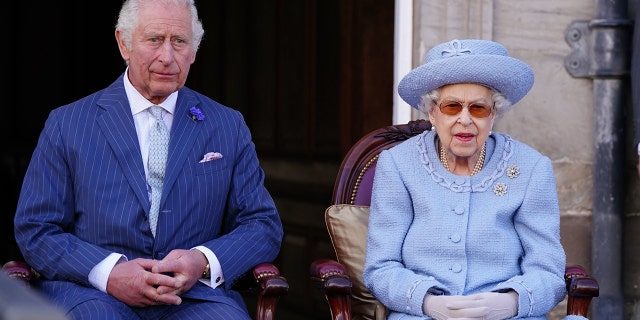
[564, 19, 632, 79]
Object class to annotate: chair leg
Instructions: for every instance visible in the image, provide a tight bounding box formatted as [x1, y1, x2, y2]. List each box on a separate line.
[326, 292, 352, 320]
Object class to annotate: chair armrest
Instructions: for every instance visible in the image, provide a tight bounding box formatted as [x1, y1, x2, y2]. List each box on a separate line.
[2, 260, 38, 287]
[565, 265, 599, 317]
[310, 258, 352, 320]
[234, 262, 289, 320]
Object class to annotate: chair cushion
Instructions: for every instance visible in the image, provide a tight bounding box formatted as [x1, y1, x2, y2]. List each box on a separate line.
[325, 204, 386, 320]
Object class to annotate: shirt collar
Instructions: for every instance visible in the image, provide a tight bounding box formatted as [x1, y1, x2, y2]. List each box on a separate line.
[123, 67, 178, 116]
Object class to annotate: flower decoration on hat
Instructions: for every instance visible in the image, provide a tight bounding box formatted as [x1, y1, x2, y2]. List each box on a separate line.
[189, 106, 205, 121]
[441, 40, 472, 58]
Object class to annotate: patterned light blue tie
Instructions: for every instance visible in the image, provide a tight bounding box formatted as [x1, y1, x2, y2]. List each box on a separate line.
[148, 106, 169, 237]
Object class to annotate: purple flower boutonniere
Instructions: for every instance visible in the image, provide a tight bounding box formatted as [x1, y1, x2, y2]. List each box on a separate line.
[189, 106, 205, 121]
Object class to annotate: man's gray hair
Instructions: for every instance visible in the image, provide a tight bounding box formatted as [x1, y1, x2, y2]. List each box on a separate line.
[116, 0, 205, 52]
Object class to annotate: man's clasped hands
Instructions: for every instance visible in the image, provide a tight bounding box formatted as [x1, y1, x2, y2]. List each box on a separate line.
[106, 249, 208, 307]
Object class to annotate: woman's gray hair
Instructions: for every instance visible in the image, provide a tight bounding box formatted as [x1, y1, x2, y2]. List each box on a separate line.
[116, 0, 205, 53]
[418, 86, 512, 119]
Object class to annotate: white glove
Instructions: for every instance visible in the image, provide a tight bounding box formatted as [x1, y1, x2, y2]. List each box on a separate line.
[423, 294, 469, 320]
[424, 294, 501, 320]
[445, 291, 519, 320]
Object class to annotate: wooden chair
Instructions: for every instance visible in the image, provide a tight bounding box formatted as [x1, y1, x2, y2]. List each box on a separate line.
[3, 260, 288, 320]
[309, 119, 599, 320]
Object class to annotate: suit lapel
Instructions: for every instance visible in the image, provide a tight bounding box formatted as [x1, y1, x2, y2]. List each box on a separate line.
[93, 81, 204, 215]
[95, 78, 151, 212]
[162, 90, 203, 201]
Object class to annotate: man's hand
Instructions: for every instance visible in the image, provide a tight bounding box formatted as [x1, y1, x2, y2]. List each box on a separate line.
[152, 249, 208, 296]
[106, 258, 181, 307]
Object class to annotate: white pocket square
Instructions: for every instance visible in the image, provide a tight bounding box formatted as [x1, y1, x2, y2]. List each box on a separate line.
[199, 152, 223, 163]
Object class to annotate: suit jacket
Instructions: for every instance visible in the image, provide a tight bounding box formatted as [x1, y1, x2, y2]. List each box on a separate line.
[14, 73, 283, 312]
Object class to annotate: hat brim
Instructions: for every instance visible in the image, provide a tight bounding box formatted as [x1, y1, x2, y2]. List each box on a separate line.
[398, 54, 534, 109]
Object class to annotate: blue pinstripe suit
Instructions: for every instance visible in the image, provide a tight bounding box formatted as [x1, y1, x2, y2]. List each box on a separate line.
[13, 73, 283, 315]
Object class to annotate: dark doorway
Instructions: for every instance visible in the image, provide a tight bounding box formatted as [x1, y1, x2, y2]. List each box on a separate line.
[192, 0, 395, 157]
[196, 2, 395, 317]
[3, 1, 394, 318]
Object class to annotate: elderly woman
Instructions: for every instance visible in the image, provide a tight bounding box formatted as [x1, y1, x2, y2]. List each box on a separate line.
[362, 39, 567, 320]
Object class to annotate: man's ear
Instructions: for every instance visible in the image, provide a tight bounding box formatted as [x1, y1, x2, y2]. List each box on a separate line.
[115, 29, 130, 62]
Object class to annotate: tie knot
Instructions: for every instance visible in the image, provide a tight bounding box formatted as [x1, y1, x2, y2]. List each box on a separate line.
[149, 106, 164, 120]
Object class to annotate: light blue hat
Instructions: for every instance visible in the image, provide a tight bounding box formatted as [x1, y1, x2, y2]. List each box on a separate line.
[398, 39, 534, 109]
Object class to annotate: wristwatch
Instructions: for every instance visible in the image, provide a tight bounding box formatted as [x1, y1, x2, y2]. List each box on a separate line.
[202, 264, 211, 279]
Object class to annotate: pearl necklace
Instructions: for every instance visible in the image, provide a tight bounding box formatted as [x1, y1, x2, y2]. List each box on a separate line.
[439, 142, 486, 176]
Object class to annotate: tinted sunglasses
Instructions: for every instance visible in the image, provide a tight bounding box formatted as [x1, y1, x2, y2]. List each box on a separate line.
[438, 100, 494, 118]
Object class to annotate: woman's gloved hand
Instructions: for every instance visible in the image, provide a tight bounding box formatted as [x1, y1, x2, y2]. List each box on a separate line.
[423, 294, 468, 320]
[423, 291, 518, 320]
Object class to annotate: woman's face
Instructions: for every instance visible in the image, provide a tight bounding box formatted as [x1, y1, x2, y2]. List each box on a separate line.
[428, 83, 496, 170]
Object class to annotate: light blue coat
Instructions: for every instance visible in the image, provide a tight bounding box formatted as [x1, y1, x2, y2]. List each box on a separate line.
[363, 130, 566, 320]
